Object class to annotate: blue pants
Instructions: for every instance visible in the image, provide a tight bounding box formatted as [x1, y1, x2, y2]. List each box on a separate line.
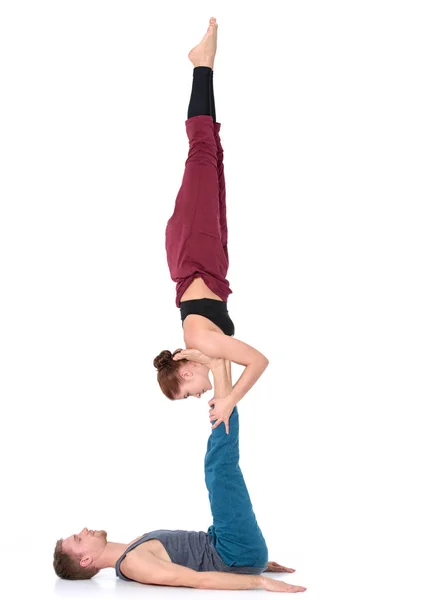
[205, 407, 268, 568]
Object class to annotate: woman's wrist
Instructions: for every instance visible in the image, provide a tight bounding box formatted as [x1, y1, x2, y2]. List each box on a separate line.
[228, 389, 240, 405]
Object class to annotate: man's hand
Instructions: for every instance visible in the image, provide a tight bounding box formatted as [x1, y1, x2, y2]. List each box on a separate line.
[173, 348, 221, 370]
[264, 562, 296, 573]
[208, 396, 235, 434]
[261, 576, 307, 593]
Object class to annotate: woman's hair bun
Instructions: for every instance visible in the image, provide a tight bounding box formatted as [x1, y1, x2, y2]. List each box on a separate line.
[153, 350, 173, 371]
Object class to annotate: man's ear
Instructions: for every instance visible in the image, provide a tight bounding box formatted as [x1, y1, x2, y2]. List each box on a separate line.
[80, 556, 93, 568]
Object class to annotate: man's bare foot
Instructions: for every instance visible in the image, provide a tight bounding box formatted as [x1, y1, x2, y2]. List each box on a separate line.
[188, 17, 218, 69]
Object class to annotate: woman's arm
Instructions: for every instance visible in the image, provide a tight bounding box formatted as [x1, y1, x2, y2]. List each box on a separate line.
[210, 356, 233, 398]
[184, 329, 269, 406]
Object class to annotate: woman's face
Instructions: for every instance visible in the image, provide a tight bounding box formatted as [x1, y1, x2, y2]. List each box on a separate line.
[174, 362, 213, 400]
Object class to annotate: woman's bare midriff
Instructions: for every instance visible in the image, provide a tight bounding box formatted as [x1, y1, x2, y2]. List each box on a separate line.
[180, 277, 223, 302]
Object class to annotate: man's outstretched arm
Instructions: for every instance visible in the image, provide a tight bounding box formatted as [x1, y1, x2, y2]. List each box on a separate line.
[122, 551, 306, 592]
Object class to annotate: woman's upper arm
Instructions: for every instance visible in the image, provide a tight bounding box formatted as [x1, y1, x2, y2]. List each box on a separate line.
[186, 330, 268, 367]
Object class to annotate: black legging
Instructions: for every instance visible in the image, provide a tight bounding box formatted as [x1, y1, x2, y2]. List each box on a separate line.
[187, 66, 216, 123]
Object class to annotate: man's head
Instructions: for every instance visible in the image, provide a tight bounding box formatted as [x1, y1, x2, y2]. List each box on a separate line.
[154, 349, 212, 400]
[53, 528, 107, 580]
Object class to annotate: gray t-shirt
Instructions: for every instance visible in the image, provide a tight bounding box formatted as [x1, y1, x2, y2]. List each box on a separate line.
[115, 529, 264, 581]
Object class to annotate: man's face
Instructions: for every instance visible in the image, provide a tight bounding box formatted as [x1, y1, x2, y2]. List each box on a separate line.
[62, 528, 107, 566]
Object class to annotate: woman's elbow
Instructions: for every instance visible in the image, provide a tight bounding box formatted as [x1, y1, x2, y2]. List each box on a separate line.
[259, 353, 269, 369]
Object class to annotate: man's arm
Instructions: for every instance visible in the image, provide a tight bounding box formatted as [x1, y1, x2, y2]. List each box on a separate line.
[122, 552, 263, 590]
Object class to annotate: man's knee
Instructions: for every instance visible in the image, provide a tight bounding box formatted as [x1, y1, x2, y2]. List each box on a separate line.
[248, 532, 268, 569]
[256, 539, 269, 568]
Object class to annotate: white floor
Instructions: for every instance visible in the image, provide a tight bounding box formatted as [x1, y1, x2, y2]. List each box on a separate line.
[4, 538, 425, 600]
[5, 550, 309, 600]
[4, 560, 310, 599]
[2, 538, 314, 599]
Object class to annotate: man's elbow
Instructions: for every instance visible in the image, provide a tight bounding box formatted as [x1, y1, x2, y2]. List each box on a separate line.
[184, 573, 206, 589]
[195, 577, 208, 589]
[195, 574, 215, 590]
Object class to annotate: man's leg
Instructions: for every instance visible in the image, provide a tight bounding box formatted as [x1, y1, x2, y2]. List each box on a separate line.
[205, 407, 268, 568]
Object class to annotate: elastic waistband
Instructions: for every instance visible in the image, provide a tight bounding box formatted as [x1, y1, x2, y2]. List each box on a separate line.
[180, 298, 228, 311]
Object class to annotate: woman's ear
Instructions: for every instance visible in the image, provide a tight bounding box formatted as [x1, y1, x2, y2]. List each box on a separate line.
[180, 367, 193, 379]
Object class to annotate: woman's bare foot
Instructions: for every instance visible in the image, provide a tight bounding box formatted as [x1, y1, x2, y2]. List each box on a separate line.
[188, 17, 218, 69]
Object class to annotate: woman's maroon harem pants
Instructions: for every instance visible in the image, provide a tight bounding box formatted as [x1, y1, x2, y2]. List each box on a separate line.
[165, 115, 233, 308]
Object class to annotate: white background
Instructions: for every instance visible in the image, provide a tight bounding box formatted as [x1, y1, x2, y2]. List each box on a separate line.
[0, 1, 427, 599]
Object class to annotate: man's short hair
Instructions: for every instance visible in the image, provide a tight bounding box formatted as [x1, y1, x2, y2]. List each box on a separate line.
[53, 539, 100, 580]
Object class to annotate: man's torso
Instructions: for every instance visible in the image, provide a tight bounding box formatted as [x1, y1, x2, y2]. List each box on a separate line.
[117, 529, 265, 581]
